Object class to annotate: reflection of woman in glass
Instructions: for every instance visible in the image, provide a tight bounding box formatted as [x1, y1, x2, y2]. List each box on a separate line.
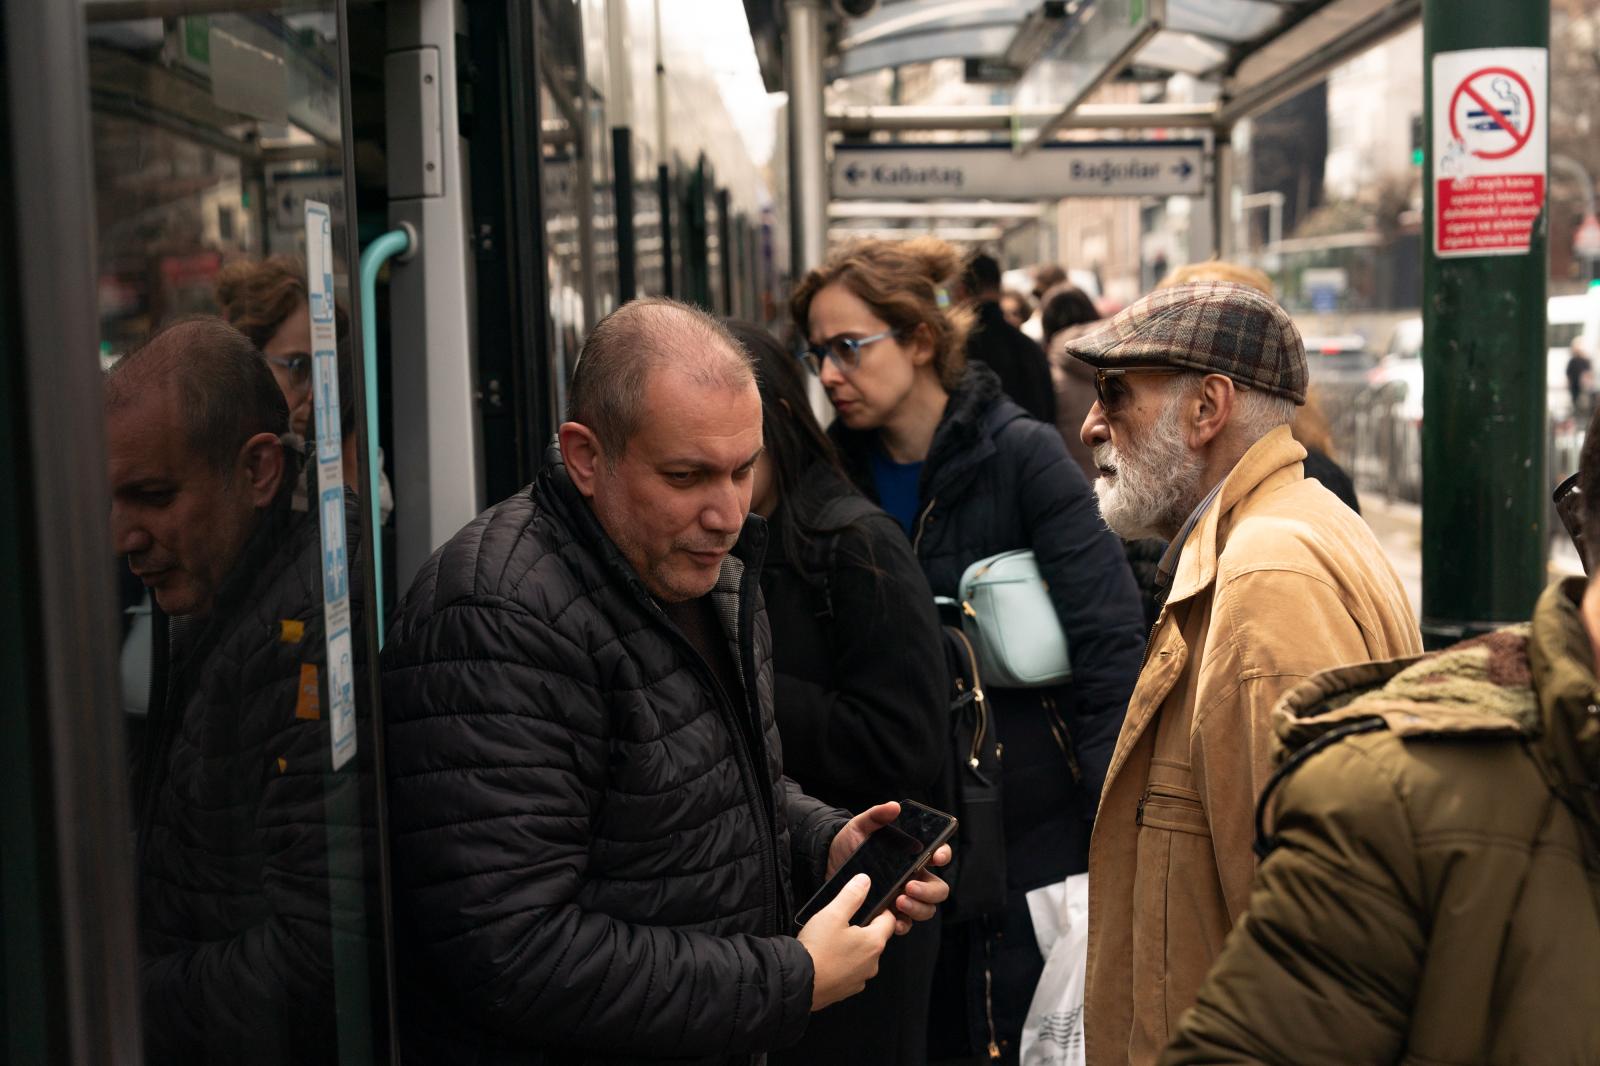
[215, 256, 391, 523]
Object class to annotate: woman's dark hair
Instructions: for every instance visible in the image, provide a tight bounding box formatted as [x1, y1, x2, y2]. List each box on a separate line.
[1039, 283, 1100, 345]
[724, 319, 875, 589]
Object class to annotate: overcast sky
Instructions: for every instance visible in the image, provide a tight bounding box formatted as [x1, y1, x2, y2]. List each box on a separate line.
[678, 0, 784, 166]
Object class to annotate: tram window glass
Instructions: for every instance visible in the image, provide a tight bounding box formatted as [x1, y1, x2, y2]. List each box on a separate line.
[705, 183, 724, 314]
[540, 76, 585, 402]
[538, 0, 587, 402]
[580, 0, 618, 320]
[85, 7, 391, 1062]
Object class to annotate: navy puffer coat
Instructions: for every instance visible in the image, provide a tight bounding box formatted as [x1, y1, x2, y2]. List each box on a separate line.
[381, 445, 848, 1066]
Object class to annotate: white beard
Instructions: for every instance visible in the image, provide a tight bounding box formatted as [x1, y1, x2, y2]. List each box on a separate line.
[1092, 398, 1204, 541]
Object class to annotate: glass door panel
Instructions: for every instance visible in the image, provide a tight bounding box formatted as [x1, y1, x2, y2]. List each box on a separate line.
[84, 3, 392, 1062]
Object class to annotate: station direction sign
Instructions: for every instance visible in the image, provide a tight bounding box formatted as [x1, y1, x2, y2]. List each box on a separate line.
[830, 140, 1206, 202]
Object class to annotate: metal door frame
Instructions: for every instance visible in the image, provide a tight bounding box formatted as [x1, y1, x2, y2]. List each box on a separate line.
[1, 0, 141, 1060]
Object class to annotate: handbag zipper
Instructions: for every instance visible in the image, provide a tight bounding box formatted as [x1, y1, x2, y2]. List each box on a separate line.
[949, 626, 993, 774]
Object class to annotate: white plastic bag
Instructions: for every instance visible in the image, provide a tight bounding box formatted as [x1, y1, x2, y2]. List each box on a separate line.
[1019, 873, 1089, 1066]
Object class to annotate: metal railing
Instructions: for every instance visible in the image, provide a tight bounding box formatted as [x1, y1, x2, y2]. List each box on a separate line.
[1319, 379, 1587, 517]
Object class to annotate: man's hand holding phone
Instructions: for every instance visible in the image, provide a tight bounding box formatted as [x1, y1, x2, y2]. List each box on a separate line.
[825, 801, 954, 935]
[796, 873, 896, 1011]
[796, 800, 957, 1011]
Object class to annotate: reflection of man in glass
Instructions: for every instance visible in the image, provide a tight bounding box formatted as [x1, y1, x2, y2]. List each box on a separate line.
[105, 316, 364, 1064]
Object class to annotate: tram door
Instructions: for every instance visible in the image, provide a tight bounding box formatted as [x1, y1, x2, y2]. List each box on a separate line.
[1, 0, 395, 1061]
[379, 0, 582, 575]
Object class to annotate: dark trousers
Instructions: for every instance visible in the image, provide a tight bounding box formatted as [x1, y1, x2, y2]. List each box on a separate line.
[771, 910, 942, 1066]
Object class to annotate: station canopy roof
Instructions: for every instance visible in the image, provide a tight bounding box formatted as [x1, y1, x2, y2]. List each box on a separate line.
[744, 0, 1420, 130]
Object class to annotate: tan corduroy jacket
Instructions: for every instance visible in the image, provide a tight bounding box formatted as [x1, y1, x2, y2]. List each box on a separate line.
[1083, 425, 1422, 1066]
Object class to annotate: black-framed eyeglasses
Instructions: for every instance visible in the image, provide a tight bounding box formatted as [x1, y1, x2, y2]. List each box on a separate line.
[1554, 471, 1589, 575]
[798, 329, 899, 377]
[265, 353, 312, 388]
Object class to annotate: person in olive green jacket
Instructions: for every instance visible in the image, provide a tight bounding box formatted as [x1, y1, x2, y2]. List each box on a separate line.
[1160, 432, 1600, 1064]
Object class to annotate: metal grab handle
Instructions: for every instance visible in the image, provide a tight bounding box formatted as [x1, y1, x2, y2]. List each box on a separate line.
[358, 223, 416, 645]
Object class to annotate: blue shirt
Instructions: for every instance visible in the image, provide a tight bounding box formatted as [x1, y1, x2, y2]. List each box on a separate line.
[870, 450, 924, 536]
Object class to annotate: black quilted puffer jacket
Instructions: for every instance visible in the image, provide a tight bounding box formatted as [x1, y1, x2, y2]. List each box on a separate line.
[381, 445, 849, 1066]
[135, 488, 364, 1065]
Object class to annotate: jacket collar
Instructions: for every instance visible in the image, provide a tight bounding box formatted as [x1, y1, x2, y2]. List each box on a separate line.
[1269, 578, 1600, 859]
[974, 299, 1007, 329]
[533, 439, 769, 606]
[1527, 577, 1600, 853]
[1166, 424, 1308, 606]
[832, 361, 1019, 502]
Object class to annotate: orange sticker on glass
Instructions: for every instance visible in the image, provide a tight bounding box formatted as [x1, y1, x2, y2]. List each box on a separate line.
[279, 619, 305, 644]
[295, 663, 321, 720]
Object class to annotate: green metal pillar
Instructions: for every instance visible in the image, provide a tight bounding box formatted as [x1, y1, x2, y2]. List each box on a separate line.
[1421, 1, 1551, 646]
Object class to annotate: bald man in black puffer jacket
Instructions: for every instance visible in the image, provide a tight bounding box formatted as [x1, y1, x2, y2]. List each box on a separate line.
[381, 300, 951, 1066]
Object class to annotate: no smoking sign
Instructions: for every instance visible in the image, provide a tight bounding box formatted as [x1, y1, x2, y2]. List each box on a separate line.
[1433, 48, 1548, 258]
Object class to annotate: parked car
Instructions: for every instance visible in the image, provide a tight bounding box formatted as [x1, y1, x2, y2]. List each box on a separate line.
[1370, 293, 1600, 423]
[1302, 333, 1379, 384]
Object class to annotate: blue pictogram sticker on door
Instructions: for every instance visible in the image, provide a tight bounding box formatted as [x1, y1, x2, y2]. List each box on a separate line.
[306, 203, 336, 325]
[326, 626, 357, 771]
[305, 198, 356, 772]
[320, 486, 348, 605]
[313, 348, 341, 464]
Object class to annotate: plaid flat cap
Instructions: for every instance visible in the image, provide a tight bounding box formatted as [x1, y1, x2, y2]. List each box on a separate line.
[1064, 281, 1307, 404]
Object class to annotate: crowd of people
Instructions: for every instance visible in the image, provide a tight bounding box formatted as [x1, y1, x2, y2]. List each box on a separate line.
[108, 238, 1600, 1066]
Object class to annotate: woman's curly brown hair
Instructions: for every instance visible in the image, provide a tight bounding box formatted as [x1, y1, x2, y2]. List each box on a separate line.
[789, 236, 974, 391]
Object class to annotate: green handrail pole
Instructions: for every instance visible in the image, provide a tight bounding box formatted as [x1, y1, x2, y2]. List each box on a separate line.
[358, 224, 416, 645]
[1421, 1, 1551, 647]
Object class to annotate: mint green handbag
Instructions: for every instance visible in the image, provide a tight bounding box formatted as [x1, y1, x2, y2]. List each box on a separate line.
[936, 550, 1072, 689]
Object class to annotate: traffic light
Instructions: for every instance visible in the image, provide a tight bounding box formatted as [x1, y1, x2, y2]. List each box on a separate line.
[1411, 114, 1424, 167]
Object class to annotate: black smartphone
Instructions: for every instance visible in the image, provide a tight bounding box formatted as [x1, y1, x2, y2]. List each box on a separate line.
[794, 800, 958, 928]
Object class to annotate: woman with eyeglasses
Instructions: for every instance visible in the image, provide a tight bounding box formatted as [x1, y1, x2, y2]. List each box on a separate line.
[216, 256, 392, 525]
[790, 237, 1147, 1066]
[721, 320, 947, 1066]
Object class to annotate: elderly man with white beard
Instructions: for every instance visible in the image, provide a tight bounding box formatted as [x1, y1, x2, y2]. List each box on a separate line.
[1062, 281, 1422, 1066]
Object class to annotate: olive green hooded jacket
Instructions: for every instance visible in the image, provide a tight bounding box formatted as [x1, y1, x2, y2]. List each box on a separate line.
[1161, 578, 1600, 1065]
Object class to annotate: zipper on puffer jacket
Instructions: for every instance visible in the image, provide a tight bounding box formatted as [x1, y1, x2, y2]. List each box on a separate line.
[733, 561, 785, 928]
[911, 496, 938, 555]
[648, 599, 783, 934]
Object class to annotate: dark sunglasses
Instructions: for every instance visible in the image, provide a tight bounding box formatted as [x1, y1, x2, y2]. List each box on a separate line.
[798, 329, 900, 377]
[265, 353, 312, 388]
[1554, 472, 1590, 575]
[1092, 367, 1189, 412]
[1092, 366, 1253, 412]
